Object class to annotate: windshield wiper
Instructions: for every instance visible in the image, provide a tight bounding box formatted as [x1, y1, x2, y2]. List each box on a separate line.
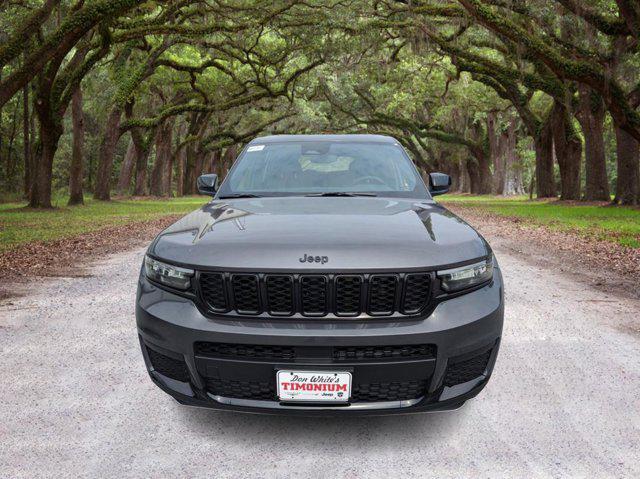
[305, 192, 377, 197]
[217, 193, 262, 199]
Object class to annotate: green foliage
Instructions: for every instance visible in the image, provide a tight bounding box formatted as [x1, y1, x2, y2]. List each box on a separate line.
[1, 0, 639, 206]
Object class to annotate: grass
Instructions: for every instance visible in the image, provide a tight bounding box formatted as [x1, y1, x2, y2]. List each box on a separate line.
[0, 196, 207, 253]
[439, 194, 640, 249]
[2, 194, 639, 253]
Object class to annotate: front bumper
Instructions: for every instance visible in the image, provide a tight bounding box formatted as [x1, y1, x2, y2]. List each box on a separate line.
[136, 267, 504, 416]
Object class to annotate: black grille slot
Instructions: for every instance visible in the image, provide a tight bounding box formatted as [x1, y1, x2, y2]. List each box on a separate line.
[205, 378, 275, 400]
[194, 342, 295, 361]
[403, 274, 431, 313]
[231, 274, 260, 314]
[335, 275, 362, 316]
[266, 275, 294, 315]
[199, 272, 228, 312]
[352, 380, 427, 402]
[333, 344, 436, 362]
[443, 349, 492, 387]
[146, 347, 190, 382]
[368, 275, 397, 314]
[300, 275, 328, 315]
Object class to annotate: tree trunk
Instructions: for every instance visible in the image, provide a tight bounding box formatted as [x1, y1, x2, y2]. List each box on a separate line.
[467, 158, 480, 194]
[446, 159, 459, 192]
[29, 116, 61, 208]
[29, 77, 63, 208]
[551, 101, 582, 200]
[209, 149, 221, 176]
[149, 128, 165, 196]
[160, 120, 174, 196]
[116, 139, 136, 196]
[194, 147, 208, 180]
[133, 147, 149, 196]
[577, 86, 609, 201]
[149, 119, 174, 196]
[487, 111, 505, 194]
[534, 112, 556, 198]
[68, 87, 84, 205]
[468, 147, 492, 194]
[183, 143, 198, 195]
[163, 135, 174, 197]
[93, 107, 123, 201]
[182, 113, 204, 195]
[164, 158, 174, 197]
[0, 68, 3, 174]
[458, 160, 471, 193]
[614, 126, 640, 205]
[502, 117, 525, 195]
[132, 129, 151, 196]
[175, 143, 186, 197]
[23, 82, 31, 198]
[173, 125, 186, 196]
[218, 145, 237, 180]
[6, 95, 20, 183]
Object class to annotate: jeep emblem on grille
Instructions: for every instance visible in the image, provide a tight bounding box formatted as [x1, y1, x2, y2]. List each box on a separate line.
[299, 254, 329, 264]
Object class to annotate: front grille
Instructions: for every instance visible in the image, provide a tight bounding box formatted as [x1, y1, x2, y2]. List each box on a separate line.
[194, 342, 296, 361]
[203, 378, 427, 402]
[194, 342, 436, 363]
[197, 272, 432, 318]
[333, 344, 436, 362]
[443, 349, 492, 387]
[205, 378, 275, 400]
[146, 347, 190, 382]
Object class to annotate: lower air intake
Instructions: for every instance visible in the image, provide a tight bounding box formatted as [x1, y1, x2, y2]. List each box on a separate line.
[351, 380, 427, 402]
[146, 347, 190, 382]
[205, 378, 276, 401]
[443, 349, 492, 387]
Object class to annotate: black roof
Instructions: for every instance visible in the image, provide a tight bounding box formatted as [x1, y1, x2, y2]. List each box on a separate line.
[248, 134, 398, 144]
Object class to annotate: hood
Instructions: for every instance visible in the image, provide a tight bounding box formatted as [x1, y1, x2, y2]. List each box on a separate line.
[150, 197, 489, 271]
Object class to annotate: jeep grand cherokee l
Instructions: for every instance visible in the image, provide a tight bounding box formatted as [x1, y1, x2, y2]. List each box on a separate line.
[137, 134, 504, 415]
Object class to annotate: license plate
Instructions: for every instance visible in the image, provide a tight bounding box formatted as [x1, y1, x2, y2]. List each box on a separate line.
[277, 370, 351, 402]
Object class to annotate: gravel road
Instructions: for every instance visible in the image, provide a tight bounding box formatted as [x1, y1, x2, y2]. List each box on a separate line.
[1, 229, 639, 478]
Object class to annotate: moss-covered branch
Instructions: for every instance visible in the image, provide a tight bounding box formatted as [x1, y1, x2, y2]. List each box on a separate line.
[457, 0, 640, 139]
[0, 0, 60, 68]
[0, 0, 146, 108]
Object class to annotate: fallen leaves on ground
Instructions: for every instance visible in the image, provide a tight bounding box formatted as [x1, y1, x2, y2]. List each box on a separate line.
[0, 216, 180, 281]
[448, 204, 640, 294]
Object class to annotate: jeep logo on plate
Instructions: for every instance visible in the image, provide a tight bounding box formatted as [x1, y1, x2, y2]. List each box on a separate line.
[299, 254, 329, 264]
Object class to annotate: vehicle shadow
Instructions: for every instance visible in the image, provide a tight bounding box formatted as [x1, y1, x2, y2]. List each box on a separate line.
[177, 401, 468, 446]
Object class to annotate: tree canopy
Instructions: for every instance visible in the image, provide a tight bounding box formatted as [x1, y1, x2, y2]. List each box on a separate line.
[0, 0, 638, 206]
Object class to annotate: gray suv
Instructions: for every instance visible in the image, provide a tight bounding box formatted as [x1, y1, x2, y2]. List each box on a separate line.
[137, 134, 504, 415]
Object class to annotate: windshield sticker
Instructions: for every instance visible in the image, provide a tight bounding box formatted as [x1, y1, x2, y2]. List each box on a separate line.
[247, 145, 265, 152]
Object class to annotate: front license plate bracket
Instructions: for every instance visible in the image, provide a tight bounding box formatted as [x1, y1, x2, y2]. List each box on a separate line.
[276, 370, 352, 403]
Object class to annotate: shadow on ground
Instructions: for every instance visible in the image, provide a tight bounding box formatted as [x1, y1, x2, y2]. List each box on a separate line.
[178, 401, 466, 443]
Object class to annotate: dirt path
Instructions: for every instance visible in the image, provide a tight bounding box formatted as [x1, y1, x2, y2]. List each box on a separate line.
[1, 217, 639, 478]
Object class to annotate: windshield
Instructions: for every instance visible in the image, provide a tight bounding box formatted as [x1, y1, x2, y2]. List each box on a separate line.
[216, 140, 430, 198]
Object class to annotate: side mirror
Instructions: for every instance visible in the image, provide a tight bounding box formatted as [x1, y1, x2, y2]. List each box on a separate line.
[428, 172, 451, 196]
[197, 174, 219, 196]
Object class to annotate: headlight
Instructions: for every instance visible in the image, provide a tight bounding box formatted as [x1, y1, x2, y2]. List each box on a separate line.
[437, 258, 493, 292]
[144, 255, 194, 290]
